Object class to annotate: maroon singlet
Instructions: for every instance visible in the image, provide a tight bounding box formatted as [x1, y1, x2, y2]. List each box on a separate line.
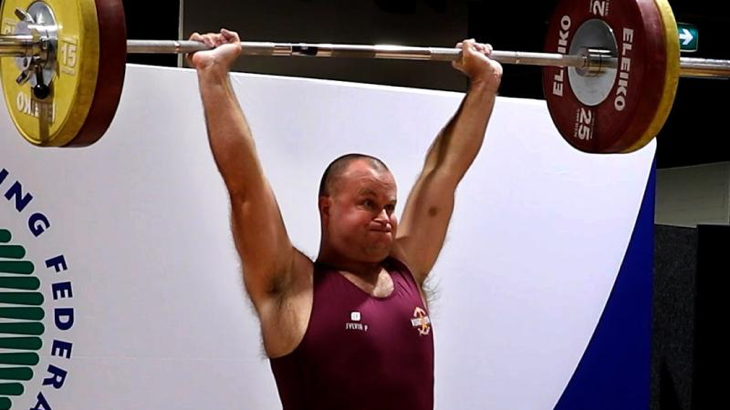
[270, 258, 434, 410]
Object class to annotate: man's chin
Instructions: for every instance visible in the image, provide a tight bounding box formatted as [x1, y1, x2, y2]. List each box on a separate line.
[365, 243, 393, 261]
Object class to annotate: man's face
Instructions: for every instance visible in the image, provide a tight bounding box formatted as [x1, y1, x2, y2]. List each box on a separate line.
[321, 160, 398, 263]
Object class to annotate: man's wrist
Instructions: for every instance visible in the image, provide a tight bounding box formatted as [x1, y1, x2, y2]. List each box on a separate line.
[468, 77, 501, 94]
[197, 64, 231, 84]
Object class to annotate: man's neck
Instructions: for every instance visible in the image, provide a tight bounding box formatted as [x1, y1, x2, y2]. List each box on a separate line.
[316, 249, 385, 279]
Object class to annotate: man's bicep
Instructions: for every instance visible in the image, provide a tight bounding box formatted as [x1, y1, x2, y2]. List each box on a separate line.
[230, 181, 296, 299]
[396, 172, 457, 279]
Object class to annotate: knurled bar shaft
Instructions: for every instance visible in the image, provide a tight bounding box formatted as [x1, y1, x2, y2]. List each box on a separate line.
[127, 40, 590, 68]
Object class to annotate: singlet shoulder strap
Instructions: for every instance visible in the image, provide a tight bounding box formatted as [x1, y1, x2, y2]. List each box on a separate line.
[385, 257, 420, 286]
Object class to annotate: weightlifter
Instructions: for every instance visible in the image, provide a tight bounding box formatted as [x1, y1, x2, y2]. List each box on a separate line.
[188, 28, 502, 410]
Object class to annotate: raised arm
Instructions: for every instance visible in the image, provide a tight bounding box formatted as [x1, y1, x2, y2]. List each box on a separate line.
[396, 40, 502, 284]
[189, 30, 299, 307]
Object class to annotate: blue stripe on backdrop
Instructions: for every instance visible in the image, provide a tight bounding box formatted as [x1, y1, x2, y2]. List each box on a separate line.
[554, 158, 656, 410]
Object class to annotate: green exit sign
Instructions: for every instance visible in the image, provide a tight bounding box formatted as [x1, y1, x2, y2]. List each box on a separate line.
[678, 23, 699, 52]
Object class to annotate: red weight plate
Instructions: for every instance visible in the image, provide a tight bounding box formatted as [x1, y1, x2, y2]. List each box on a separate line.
[65, 0, 127, 147]
[543, 0, 669, 153]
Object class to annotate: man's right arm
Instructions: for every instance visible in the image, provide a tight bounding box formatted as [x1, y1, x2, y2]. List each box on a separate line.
[191, 30, 298, 308]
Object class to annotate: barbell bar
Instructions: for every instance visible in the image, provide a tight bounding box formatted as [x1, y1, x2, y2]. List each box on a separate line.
[5, 36, 730, 78]
[676, 58, 730, 79]
[0, 34, 37, 55]
[128, 40, 596, 68]
[0, 0, 727, 151]
[124, 39, 730, 79]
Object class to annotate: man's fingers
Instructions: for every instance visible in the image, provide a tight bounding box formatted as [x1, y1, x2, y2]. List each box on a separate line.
[202, 34, 215, 48]
[457, 39, 495, 57]
[478, 43, 493, 56]
[473, 42, 488, 54]
[221, 28, 240, 43]
[463, 42, 479, 57]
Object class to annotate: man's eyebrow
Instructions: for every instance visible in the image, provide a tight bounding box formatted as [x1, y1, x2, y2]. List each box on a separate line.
[358, 188, 378, 196]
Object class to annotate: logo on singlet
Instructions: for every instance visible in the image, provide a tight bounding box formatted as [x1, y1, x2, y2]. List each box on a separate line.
[345, 311, 368, 332]
[410, 307, 431, 336]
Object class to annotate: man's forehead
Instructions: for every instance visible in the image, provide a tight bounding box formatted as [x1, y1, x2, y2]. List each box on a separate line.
[345, 170, 395, 187]
[343, 161, 393, 181]
[340, 168, 396, 195]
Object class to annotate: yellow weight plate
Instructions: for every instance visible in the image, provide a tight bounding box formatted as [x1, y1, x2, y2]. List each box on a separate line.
[0, 0, 100, 146]
[622, 0, 680, 153]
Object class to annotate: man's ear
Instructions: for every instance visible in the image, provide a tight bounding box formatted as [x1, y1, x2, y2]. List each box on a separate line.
[318, 196, 331, 220]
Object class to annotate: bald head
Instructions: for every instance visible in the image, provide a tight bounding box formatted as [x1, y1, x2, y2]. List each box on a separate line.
[318, 154, 390, 197]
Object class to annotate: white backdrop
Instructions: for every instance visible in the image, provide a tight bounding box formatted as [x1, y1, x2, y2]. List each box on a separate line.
[0, 65, 655, 409]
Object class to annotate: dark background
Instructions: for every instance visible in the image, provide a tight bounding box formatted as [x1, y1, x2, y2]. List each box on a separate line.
[124, 0, 730, 169]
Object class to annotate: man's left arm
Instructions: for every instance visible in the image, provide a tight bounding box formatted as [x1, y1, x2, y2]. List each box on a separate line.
[395, 40, 502, 284]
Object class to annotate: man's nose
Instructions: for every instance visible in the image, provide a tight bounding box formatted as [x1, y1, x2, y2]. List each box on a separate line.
[374, 208, 390, 224]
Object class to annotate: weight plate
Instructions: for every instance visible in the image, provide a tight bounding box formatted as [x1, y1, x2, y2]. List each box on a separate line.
[0, 0, 125, 147]
[543, 0, 673, 153]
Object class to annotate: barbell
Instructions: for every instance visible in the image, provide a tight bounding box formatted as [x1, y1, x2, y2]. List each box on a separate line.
[0, 0, 728, 152]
